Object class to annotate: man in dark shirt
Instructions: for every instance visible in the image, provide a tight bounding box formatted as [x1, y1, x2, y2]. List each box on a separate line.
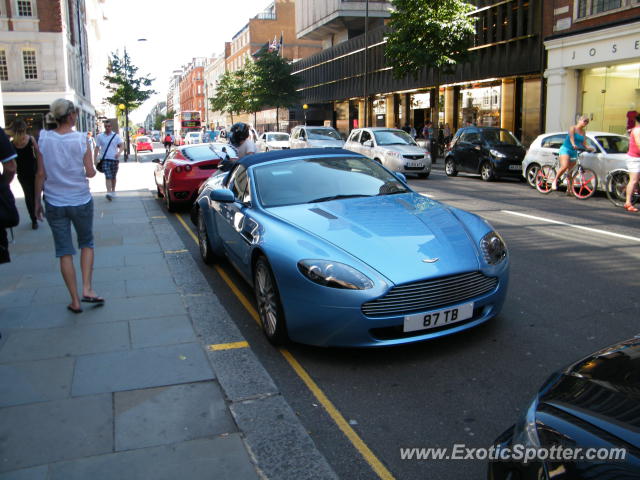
[0, 126, 18, 265]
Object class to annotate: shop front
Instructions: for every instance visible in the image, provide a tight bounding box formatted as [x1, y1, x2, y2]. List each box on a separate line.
[545, 20, 640, 134]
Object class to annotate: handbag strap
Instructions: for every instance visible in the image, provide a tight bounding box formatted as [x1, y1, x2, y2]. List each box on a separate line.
[100, 134, 117, 161]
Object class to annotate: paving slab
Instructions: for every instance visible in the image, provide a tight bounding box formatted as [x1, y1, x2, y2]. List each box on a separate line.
[76, 293, 188, 324]
[32, 280, 127, 305]
[129, 315, 197, 348]
[125, 276, 177, 297]
[72, 343, 214, 396]
[0, 288, 36, 309]
[0, 357, 74, 407]
[0, 322, 129, 363]
[92, 263, 171, 282]
[124, 252, 165, 266]
[0, 465, 48, 480]
[231, 395, 338, 480]
[114, 382, 236, 450]
[0, 395, 112, 473]
[48, 436, 259, 480]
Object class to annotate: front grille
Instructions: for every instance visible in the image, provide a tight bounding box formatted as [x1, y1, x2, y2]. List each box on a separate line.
[403, 154, 425, 160]
[362, 271, 498, 317]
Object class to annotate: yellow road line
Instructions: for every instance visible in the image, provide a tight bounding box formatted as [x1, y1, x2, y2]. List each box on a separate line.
[175, 214, 395, 480]
[164, 249, 189, 254]
[208, 341, 249, 351]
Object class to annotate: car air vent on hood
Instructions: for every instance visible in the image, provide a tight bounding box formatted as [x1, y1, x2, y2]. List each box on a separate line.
[309, 208, 338, 220]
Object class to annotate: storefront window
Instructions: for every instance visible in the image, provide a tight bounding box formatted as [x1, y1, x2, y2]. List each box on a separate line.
[581, 62, 640, 135]
[458, 84, 501, 127]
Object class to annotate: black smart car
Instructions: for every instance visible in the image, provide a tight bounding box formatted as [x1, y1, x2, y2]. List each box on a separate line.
[488, 335, 640, 480]
[444, 127, 526, 181]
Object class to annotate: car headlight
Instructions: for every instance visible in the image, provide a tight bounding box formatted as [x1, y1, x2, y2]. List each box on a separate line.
[480, 231, 507, 265]
[298, 260, 374, 290]
[512, 399, 541, 448]
[490, 149, 506, 158]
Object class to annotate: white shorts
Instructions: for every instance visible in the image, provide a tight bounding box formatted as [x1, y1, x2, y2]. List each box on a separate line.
[628, 156, 640, 173]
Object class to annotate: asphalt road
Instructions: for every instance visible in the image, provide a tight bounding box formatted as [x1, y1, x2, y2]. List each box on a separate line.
[164, 164, 640, 480]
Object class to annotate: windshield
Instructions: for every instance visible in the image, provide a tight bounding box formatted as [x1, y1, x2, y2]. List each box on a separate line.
[482, 129, 520, 146]
[594, 135, 629, 154]
[267, 133, 290, 142]
[373, 130, 416, 146]
[182, 145, 227, 161]
[307, 128, 342, 141]
[254, 157, 410, 207]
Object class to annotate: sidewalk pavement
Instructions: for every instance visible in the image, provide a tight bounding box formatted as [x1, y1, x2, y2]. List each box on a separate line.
[0, 163, 338, 480]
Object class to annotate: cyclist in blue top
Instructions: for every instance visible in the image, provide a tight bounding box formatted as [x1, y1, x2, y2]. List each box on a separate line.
[553, 116, 595, 194]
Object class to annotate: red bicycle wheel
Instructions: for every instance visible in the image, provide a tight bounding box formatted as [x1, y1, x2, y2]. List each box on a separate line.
[571, 168, 597, 199]
[535, 165, 556, 194]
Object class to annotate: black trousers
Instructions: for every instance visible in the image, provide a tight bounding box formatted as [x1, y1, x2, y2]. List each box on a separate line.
[0, 228, 9, 264]
[17, 174, 36, 222]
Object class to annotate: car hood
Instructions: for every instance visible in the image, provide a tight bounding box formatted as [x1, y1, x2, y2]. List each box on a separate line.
[308, 139, 345, 148]
[267, 193, 481, 285]
[538, 336, 640, 449]
[378, 144, 426, 155]
[488, 144, 525, 157]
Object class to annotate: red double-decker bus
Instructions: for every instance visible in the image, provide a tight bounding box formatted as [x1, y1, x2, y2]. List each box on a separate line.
[174, 111, 202, 142]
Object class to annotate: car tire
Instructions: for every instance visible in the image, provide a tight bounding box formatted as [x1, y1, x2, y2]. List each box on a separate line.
[445, 157, 458, 177]
[480, 161, 495, 182]
[525, 164, 540, 188]
[164, 181, 175, 212]
[418, 172, 430, 179]
[374, 158, 382, 164]
[197, 209, 216, 265]
[253, 256, 288, 345]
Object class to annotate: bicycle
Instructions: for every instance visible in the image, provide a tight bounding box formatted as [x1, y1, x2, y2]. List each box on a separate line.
[604, 169, 640, 207]
[534, 148, 598, 199]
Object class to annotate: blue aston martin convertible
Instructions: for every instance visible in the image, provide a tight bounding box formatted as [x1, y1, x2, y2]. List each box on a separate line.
[192, 148, 509, 347]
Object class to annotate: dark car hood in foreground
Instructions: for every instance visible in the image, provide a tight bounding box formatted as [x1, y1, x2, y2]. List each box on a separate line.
[539, 336, 640, 450]
[489, 144, 526, 159]
[268, 193, 482, 285]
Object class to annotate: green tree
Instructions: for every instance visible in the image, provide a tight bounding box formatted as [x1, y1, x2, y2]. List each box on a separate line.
[101, 50, 156, 158]
[385, 0, 476, 122]
[210, 70, 247, 124]
[252, 51, 301, 131]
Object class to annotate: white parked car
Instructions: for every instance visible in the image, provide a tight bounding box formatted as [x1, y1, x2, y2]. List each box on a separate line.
[345, 127, 432, 178]
[185, 132, 203, 145]
[289, 125, 344, 149]
[257, 132, 290, 152]
[522, 131, 629, 189]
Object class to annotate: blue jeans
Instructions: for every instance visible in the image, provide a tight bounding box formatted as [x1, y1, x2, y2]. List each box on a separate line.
[45, 199, 94, 257]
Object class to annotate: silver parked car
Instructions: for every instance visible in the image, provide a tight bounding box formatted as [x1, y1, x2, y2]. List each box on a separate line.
[345, 127, 432, 178]
[256, 132, 291, 152]
[289, 125, 345, 149]
[522, 131, 629, 189]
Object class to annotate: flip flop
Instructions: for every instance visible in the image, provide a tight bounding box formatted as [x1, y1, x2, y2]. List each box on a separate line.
[82, 296, 105, 304]
[67, 305, 83, 314]
[624, 204, 639, 212]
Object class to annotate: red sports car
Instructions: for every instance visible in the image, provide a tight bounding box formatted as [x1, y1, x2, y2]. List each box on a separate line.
[135, 136, 154, 152]
[153, 143, 238, 211]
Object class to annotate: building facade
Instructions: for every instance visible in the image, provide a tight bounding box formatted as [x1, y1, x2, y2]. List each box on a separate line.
[166, 69, 182, 115]
[543, 0, 640, 133]
[179, 58, 205, 120]
[227, 0, 322, 74]
[0, 0, 95, 134]
[294, 0, 545, 145]
[204, 54, 227, 129]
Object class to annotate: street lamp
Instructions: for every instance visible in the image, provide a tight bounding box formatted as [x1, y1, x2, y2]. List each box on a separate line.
[303, 104, 308, 125]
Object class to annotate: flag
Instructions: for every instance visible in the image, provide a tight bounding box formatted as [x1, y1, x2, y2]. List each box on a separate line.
[268, 35, 278, 53]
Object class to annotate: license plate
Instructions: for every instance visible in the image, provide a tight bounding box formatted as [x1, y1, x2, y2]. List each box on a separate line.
[406, 161, 424, 168]
[509, 164, 522, 170]
[403, 302, 474, 333]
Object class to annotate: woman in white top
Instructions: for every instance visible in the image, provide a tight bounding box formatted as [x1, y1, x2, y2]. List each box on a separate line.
[34, 99, 103, 314]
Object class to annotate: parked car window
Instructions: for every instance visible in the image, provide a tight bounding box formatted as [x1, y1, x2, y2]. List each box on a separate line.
[137, 136, 151, 143]
[374, 130, 416, 146]
[228, 165, 250, 203]
[540, 134, 567, 149]
[260, 134, 266, 141]
[460, 131, 481, 144]
[482, 129, 520, 146]
[307, 128, 341, 141]
[348, 130, 361, 143]
[254, 156, 409, 208]
[360, 130, 372, 144]
[594, 135, 629, 154]
[267, 133, 289, 142]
